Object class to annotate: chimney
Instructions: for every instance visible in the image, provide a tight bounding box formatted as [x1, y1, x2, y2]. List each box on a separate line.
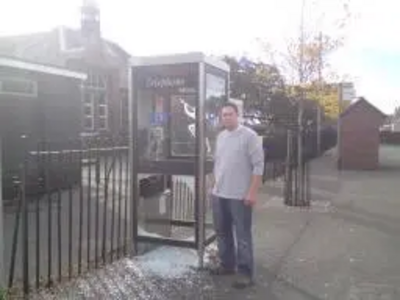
[80, 0, 101, 41]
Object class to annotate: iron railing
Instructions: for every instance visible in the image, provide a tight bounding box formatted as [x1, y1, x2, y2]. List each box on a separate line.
[4, 137, 216, 298]
[5, 137, 131, 297]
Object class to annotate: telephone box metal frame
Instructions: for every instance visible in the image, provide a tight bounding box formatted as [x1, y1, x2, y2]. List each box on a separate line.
[128, 53, 230, 262]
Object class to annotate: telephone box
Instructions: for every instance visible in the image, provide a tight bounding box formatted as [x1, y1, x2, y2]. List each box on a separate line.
[129, 53, 229, 265]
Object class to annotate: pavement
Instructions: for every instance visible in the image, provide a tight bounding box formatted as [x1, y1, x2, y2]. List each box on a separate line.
[27, 145, 400, 299]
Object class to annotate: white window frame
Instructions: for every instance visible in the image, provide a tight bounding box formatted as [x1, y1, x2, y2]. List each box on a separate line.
[84, 71, 108, 131]
[0, 77, 38, 98]
[98, 101, 108, 130]
[87, 73, 107, 90]
[82, 86, 95, 131]
[84, 115, 94, 131]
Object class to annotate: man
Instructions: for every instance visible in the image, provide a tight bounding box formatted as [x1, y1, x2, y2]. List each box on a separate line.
[210, 102, 264, 289]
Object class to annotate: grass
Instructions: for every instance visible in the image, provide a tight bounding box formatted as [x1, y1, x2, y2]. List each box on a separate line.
[0, 288, 7, 300]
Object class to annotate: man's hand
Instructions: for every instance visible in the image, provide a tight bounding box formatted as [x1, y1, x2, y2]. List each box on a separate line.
[245, 174, 262, 206]
[244, 190, 257, 206]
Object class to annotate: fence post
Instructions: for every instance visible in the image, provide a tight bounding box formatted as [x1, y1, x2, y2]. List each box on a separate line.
[0, 139, 4, 289]
[284, 130, 293, 206]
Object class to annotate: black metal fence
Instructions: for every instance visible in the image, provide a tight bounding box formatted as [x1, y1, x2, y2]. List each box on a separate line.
[5, 137, 132, 297]
[261, 126, 337, 206]
[282, 130, 312, 206]
[4, 137, 218, 298]
[262, 126, 337, 182]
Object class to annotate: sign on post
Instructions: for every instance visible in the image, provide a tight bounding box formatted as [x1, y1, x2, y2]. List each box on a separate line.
[341, 82, 356, 102]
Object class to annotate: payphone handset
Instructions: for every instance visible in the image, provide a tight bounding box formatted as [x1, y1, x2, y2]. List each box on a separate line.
[178, 97, 212, 154]
[141, 93, 168, 161]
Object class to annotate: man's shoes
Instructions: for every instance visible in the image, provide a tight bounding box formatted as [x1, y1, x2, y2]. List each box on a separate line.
[208, 265, 235, 276]
[232, 274, 255, 289]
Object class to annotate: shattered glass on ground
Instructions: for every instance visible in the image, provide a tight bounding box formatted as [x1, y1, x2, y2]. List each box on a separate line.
[29, 244, 219, 300]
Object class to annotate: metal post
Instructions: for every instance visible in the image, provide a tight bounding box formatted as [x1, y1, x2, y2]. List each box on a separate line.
[196, 62, 206, 268]
[128, 64, 138, 256]
[317, 105, 321, 154]
[297, 0, 306, 205]
[317, 31, 323, 155]
[0, 139, 4, 289]
[284, 130, 293, 205]
[337, 82, 343, 169]
[21, 162, 29, 297]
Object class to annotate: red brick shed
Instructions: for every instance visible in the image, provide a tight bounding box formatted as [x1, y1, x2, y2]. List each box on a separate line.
[338, 97, 386, 170]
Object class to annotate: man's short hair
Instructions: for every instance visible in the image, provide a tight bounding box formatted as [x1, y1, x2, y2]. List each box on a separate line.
[220, 102, 239, 114]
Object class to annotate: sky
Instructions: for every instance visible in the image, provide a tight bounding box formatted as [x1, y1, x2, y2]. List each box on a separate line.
[0, 0, 399, 114]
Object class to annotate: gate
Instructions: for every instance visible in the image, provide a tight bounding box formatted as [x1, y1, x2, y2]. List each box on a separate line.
[4, 137, 132, 297]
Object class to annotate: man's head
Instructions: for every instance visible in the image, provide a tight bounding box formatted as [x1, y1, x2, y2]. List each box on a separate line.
[220, 102, 239, 130]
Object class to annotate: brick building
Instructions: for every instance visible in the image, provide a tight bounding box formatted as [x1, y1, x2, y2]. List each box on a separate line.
[0, 0, 131, 136]
[0, 56, 86, 198]
[339, 97, 387, 170]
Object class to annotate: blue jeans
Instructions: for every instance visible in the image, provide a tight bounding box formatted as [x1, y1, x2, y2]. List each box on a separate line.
[212, 196, 254, 278]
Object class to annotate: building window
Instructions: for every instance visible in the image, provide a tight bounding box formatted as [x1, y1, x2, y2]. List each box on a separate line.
[0, 77, 38, 97]
[84, 92, 92, 103]
[87, 73, 107, 89]
[98, 96, 108, 131]
[84, 117, 94, 129]
[98, 93, 106, 104]
[99, 117, 107, 130]
[84, 105, 92, 115]
[83, 90, 95, 131]
[98, 105, 107, 116]
[83, 71, 108, 132]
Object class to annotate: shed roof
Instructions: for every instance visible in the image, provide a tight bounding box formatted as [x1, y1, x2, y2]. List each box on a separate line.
[340, 97, 387, 119]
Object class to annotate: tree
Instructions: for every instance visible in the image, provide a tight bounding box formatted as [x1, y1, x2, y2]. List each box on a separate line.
[394, 106, 400, 118]
[223, 56, 287, 120]
[259, 0, 353, 118]
[286, 83, 343, 119]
